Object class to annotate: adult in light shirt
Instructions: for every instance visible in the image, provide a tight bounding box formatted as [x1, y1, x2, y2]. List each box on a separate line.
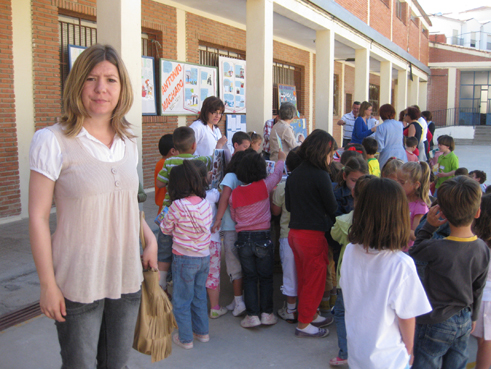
[337, 101, 361, 147]
[269, 102, 303, 162]
[28, 44, 158, 367]
[190, 96, 227, 156]
[411, 105, 428, 157]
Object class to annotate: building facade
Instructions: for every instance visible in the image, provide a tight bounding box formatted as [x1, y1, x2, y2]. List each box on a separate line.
[1, 0, 431, 222]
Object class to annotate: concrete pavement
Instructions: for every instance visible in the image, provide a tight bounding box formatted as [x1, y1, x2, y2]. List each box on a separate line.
[1, 144, 488, 368]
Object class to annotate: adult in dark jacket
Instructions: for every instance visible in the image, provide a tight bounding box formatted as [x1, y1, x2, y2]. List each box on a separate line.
[286, 129, 338, 338]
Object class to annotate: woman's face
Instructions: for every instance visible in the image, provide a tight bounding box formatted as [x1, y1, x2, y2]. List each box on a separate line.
[364, 106, 373, 118]
[81, 60, 121, 121]
[206, 110, 223, 126]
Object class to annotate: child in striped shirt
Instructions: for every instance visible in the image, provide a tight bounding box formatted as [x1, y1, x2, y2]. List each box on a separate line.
[160, 160, 212, 349]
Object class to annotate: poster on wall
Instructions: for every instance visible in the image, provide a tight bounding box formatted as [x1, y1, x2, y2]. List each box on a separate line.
[68, 45, 87, 71]
[141, 56, 157, 115]
[226, 114, 247, 153]
[291, 118, 307, 143]
[278, 84, 297, 109]
[160, 58, 217, 115]
[219, 56, 246, 114]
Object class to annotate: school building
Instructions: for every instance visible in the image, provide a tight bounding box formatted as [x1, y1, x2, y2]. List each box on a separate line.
[1, 0, 431, 222]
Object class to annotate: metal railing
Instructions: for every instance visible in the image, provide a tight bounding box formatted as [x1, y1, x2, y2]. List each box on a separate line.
[432, 108, 483, 127]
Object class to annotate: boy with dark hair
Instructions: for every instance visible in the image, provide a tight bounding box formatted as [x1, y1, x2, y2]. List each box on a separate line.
[410, 176, 490, 369]
[361, 137, 380, 177]
[232, 131, 251, 152]
[470, 170, 487, 192]
[154, 134, 178, 214]
[155, 126, 225, 293]
[455, 167, 469, 176]
[405, 136, 419, 162]
[435, 135, 458, 196]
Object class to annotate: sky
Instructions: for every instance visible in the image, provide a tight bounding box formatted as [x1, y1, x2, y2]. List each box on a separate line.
[417, 0, 487, 16]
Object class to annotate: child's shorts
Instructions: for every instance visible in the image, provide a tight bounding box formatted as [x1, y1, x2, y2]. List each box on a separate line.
[223, 231, 242, 281]
[279, 237, 297, 297]
[157, 231, 173, 263]
[472, 300, 491, 340]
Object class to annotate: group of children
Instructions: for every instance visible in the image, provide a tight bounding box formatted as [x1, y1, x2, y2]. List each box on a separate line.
[153, 123, 491, 369]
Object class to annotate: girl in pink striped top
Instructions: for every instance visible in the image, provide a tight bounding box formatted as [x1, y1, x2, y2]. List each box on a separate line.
[229, 150, 286, 328]
[160, 160, 212, 349]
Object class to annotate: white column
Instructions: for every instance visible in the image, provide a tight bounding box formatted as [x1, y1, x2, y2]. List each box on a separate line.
[246, 0, 273, 134]
[419, 80, 427, 111]
[309, 51, 314, 133]
[177, 8, 187, 127]
[380, 61, 392, 105]
[315, 29, 335, 133]
[447, 68, 457, 110]
[408, 75, 420, 106]
[396, 69, 408, 115]
[97, 0, 142, 178]
[12, 0, 34, 220]
[354, 48, 369, 102]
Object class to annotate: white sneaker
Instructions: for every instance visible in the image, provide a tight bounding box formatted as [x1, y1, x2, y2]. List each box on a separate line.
[240, 315, 261, 328]
[209, 306, 228, 319]
[226, 299, 236, 311]
[260, 312, 278, 325]
[233, 301, 246, 317]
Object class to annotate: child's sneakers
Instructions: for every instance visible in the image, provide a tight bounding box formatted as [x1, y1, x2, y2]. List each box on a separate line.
[226, 299, 236, 311]
[209, 306, 228, 319]
[240, 315, 261, 328]
[277, 302, 298, 324]
[260, 312, 278, 325]
[193, 333, 210, 343]
[172, 333, 193, 349]
[329, 357, 348, 366]
[233, 301, 247, 317]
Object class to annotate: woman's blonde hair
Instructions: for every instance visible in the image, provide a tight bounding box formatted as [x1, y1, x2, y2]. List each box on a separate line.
[60, 44, 134, 138]
[399, 161, 431, 206]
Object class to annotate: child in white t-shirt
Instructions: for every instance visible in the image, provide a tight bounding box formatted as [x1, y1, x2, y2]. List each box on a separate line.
[340, 177, 432, 369]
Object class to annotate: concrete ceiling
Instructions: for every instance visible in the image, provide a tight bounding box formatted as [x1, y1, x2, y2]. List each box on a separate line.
[173, 0, 386, 72]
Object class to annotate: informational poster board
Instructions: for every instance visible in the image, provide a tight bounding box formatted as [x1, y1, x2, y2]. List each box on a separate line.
[160, 59, 217, 115]
[225, 114, 247, 153]
[291, 118, 307, 143]
[141, 56, 157, 115]
[278, 84, 297, 109]
[219, 56, 246, 114]
[68, 45, 87, 71]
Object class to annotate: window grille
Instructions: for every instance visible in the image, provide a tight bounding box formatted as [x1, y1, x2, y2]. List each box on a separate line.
[369, 84, 380, 114]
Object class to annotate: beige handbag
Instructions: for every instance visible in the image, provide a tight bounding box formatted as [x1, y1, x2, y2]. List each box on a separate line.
[133, 211, 177, 362]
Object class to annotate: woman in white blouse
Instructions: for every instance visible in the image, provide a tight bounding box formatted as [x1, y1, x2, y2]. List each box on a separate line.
[28, 44, 157, 367]
[190, 96, 226, 156]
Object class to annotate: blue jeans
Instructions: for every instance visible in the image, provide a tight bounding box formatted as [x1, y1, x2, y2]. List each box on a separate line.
[172, 254, 210, 343]
[55, 289, 141, 369]
[412, 308, 472, 369]
[235, 231, 274, 317]
[333, 289, 348, 360]
[157, 231, 173, 263]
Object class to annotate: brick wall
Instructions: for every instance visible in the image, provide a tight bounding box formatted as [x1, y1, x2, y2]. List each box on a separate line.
[408, 19, 420, 59]
[427, 69, 448, 113]
[141, 0, 177, 188]
[429, 46, 491, 63]
[0, 0, 20, 217]
[420, 31, 429, 65]
[370, 0, 391, 39]
[335, 0, 368, 23]
[392, 3, 408, 51]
